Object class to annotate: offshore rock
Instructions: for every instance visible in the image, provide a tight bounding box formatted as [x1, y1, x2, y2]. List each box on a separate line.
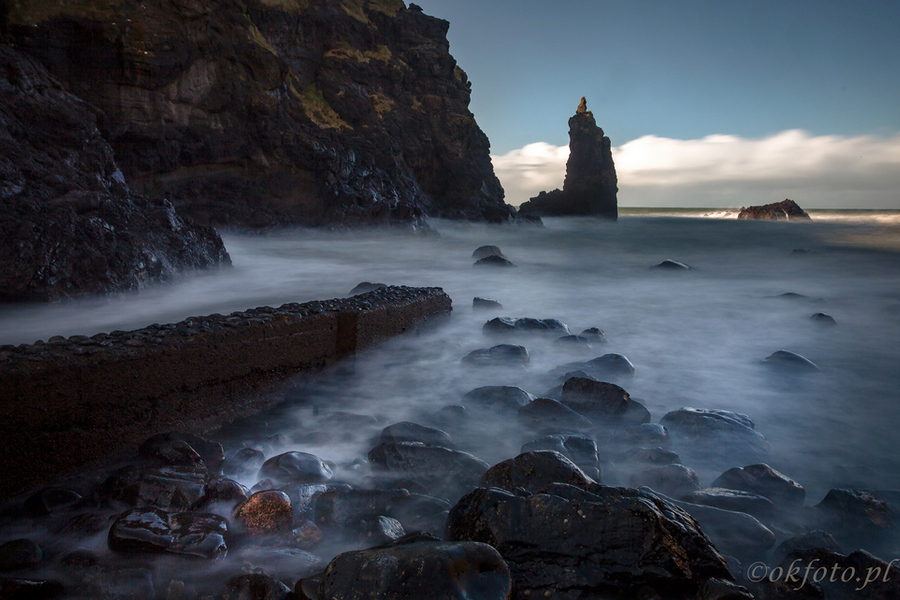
[6, 1, 515, 228]
[738, 199, 811, 220]
[518, 97, 618, 219]
[447, 485, 732, 599]
[0, 45, 229, 302]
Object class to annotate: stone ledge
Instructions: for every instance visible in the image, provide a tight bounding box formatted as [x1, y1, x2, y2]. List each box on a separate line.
[0, 286, 452, 500]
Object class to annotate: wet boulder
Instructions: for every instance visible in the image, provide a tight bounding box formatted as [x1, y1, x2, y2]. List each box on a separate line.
[461, 385, 535, 413]
[233, 490, 293, 536]
[771, 530, 843, 565]
[518, 398, 595, 434]
[448, 484, 732, 599]
[711, 464, 805, 510]
[196, 477, 250, 509]
[258, 452, 333, 485]
[631, 464, 701, 498]
[622, 422, 669, 446]
[586, 353, 635, 377]
[813, 489, 899, 552]
[0, 539, 43, 571]
[317, 541, 511, 600]
[773, 548, 900, 600]
[108, 507, 227, 559]
[279, 483, 350, 522]
[483, 317, 569, 335]
[138, 431, 225, 475]
[472, 245, 505, 260]
[474, 255, 517, 267]
[560, 377, 650, 426]
[521, 435, 601, 481]
[380, 422, 452, 447]
[763, 350, 820, 372]
[225, 447, 266, 477]
[218, 573, 291, 600]
[462, 344, 529, 366]
[368, 442, 489, 501]
[682, 488, 776, 520]
[102, 465, 208, 511]
[622, 447, 682, 467]
[660, 407, 771, 466]
[481, 451, 596, 494]
[473, 297, 502, 310]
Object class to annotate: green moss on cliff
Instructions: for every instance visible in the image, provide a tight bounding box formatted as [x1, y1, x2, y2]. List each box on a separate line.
[298, 84, 350, 130]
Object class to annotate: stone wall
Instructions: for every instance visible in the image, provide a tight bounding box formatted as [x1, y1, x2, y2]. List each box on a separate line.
[0, 286, 451, 499]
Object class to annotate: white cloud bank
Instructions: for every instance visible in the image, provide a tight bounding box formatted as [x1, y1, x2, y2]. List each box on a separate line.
[492, 130, 900, 209]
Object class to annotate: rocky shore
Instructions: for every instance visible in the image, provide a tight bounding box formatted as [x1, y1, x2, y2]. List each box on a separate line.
[0, 259, 896, 599]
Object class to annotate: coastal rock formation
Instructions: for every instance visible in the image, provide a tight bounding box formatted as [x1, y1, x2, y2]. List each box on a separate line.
[0, 45, 229, 301]
[737, 199, 811, 220]
[5, 0, 514, 227]
[518, 97, 618, 219]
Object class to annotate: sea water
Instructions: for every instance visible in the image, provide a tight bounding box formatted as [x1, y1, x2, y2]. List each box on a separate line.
[2, 212, 900, 503]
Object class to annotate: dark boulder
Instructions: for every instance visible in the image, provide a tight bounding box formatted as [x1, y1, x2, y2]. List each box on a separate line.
[660, 407, 771, 466]
[813, 489, 899, 552]
[481, 451, 596, 494]
[711, 464, 806, 510]
[138, 431, 225, 475]
[258, 452, 334, 485]
[774, 548, 900, 600]
[368, 442, 489, 501]
[108, 507, 227, 559]
[0, 539, 43, 571]
[518, 398, 595, 434]
[586, 353, 636, 377]
[218, 574, 292, 600]
[0, 45, 229, 301]
[380, 422, 453, 447]
[560, 377, 649, 426]
[738, 199, 811, 221]
[771, 530, 843, 565]
[682, 488, 776, 520]
[102, 465, 209, 511]
[23, 487, 82, 518]
[518, 97, 618, 219]
[483, 317, 569, 335]
[225, 447, 267, 478]
[474, 255, 517, 268]
[461, 386, 535, 412]
[473, 297, 503, 310]
[580, 327, 608, 343]
[631, 464, 702, 498]
[472, 245, 504, 260]
[448, 485, 732, 599]
[621, 422, 670, 446]
[462, 344, 529, 367]
[810, 312, 837, 325]
[654, 259, 692, 270]
[316, 541, 511, 600]
[522, 434, 601, 480]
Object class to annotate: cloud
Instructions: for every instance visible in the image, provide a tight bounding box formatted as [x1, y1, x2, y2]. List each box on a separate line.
[492, 130, 900, 209]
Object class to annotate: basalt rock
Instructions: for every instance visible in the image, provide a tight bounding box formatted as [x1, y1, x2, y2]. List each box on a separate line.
[0, 44, 229, 302]
[518, 97, 618, 219]
[738, 199, 811, 221]
[6, 1, 515, 228]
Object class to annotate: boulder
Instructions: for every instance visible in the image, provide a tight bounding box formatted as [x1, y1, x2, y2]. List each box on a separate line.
[631, 464, 702, 498]
[448, 485, 732, 598]
[102, 465, 208, 511]
[682, 488, 776, 520]
[462, 344, 529, 366]
[258, 452, 333, 485]
[22, 487, 82, 518]
[367, 442, 489, 500]
[472, 246, 504, 260]
[771, 530, 843, 565]
[316, 541, 511, 600]
[233, 490, 294, 535]
[225, 447, 267, 478]
[737, 199, 811, 221]
[138, 431, 225, 475]
[660, 407, 771, 466]
[763, 350, 820, 372]
[521, 434, 601, 480]
[473, 297, 503, 310]
[813, 489, 899, 552]
[810, 312, 837, 325]
[580, 327, 608, 343]
[483, 317, 569, 335]
[518, 398, 595, 434]
[517, 98, 617, 219]
[461, 386, 535, 412]
[481, 451, 596, 494]
[380, 422, 452, 447]
[560, 377, 649, 426]
[653, 259, 692, 270]
[0, 539, 43, 571]
[313, 489, 412, 527]
[108, 507, 227, 559]
[774, 548, 900, 600]
[586, 353, 635, 377]
[218, 574, 292, 600]
[711, 464, 805, 510]
[474, 255, 517, 267]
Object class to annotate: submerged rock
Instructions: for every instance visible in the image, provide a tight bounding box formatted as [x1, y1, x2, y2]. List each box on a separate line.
[461, 386, 535, 412]
[518, 398, 595, 434]
[380, 422, 453, 447]
[660, 407, 771, 465]
[317, 541, 511, 600]
[483, 317, 569, 335]
[473, 297, 503, 310]
[472, 246, 504, 260]
[763, 350, 820, 372]
[810, 312, 837, 325]
[258, 452, 334, 485]
[738, 199, 811, 220]
[518, 97, 618, 219]
[473, 255, 517, 268]
[653, 259, 692, 270]
[631, 464, 701, 498]
[462, 344, 529, 366]
[368, 442, 489, 500]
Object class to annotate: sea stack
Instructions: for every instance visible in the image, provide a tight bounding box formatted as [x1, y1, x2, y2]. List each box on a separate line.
[738, 199, 811, 221]
[518, 97, 618, 219]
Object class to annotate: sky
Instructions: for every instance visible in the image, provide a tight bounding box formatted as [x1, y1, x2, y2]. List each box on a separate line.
[413, 0, 900, 209]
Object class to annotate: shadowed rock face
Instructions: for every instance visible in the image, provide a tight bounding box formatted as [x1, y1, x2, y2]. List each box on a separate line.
[0, 44, 229, 301]
[518, 97, 618, 219]
[5, 0, 513, 228]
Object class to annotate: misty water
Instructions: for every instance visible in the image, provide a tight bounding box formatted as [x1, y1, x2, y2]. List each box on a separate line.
[2, 213, 900, 591]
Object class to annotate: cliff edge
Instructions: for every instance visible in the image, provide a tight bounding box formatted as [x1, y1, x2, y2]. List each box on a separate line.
[5, 0, 514, 227]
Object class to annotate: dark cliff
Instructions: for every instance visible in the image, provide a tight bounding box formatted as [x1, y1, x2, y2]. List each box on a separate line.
[518, 97, 617, 219]
[0, 44, 229, 302]
[5, 0, 514, 228]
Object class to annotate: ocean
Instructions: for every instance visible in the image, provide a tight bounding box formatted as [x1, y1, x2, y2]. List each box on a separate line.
[2, 210, 900, 500]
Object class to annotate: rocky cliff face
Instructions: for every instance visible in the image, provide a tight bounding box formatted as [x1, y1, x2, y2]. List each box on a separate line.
[0, 44, 229, 301]
[518, 97, 617, 219]
[5, 0, 513, 228]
